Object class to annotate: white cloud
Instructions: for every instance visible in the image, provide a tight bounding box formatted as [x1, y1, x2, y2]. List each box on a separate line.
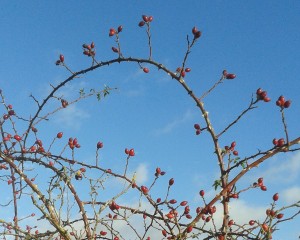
[153, 109, 194, 135]
[54, 104, 90, 130]
[129, 163, 149, 185]
[262, 152, 300, 184]
[281, 186, 300, 205]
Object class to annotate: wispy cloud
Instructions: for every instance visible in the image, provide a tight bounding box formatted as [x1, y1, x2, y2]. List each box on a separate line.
[153, 109, 194, 135]
[261, 152, 300, 184]
[129, 163, 149, 185]
[54, 104, 90, 130]
[281, 186, 300, 204]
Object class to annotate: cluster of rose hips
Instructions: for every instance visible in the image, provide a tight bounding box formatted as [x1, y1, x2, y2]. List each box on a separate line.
[68, 137, 80, 149]
[154, 167, 166, 177]
[247, 193, 283, 236]
[253, 177, 267, 191]
[109, 201, 120, 211]
[256, 88, 271, 102]
[276, 95, 291, 109]
[2, 104, 15, 120]
[55, 54, 65, 65]
[125, 148, 135, 156]
[224, 141, 239, 156]
[222, 70, 236, 80]
[272, 138, 285, 147]
[138, 15, 154, 27]
[109, 25, 123, 37]
[140, 185, 149, 195]
[160, 199, 198, 236]
[192, 26, 201, 39]
[0, 164, 8, 170]
[176, 67, 191, 78]
[193, 123, 201, 135]
[82, 42, 96, 57]
[33, 139, 45, 153]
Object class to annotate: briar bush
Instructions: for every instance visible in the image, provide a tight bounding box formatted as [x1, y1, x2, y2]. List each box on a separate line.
[0, 14, 299, 240]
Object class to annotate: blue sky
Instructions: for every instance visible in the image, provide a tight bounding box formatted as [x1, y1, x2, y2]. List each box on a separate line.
[1, 1, 300, 239]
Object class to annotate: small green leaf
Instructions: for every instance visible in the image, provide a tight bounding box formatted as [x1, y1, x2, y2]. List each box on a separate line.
[213, 179, 221, 190]
[97, 93, 101, 101]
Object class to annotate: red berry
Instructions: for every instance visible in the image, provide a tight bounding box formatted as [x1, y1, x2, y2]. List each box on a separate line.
[35, 139, 43, 147]
[142, 15, 149, 22]
[141, 186, 149, 194]
[196, 129, 201, 135]
[156, 167, 161, 175]
[148, 16, 153, 22]
[256, 88, 263, 95]
[193, 31, 201, 39]
[284, 100, 291, 108]
[272, 138, 278, 145]
[117, 25, 123, 33]
[156, 198, 161, 203]
[162, 230, 167, 237]
[180, 201, 188, 206]
[260, 185, 267, 191]
[112, 47, 119, 53]
[97, 142, 103, 149]
[185, 68, 191, 72]
[184, 206, 190, 214]
[186, 226, 193, 233]
[59, 54, 64, 62]
[231, 193, 239, 199]
[273, 193, 279, 201]
[225, 73, 236, 79]
[125, 148, 129, 154]
[277, 138, 285, 147]
[261, 223, 268, 232]
[109, 28, 116, 37]
[100, 231, 107, 236]
[249, 220, 255, 226]
[278, 95, 285, 103]
[143, 67, 149, 73]
[129, 148, 135, 156]
[166, 212, 174, 219]
[192, 27, 198, 35]
[230, 141, 236, 148]
[8, 104, 13, 109]
[263, 97, 271, 102]
[258, 177, 263, 184]
[233, 150, 239, 156]
[199, 190, 205, 197]
[138, 21, 145, 27]
[181, 71, 186, 77]
[14, 135, 21, 141]
[228, 219, 234, 226]
[169, 178, 174, 186]
[194, 123, 200, 130]
[8, 110, 15, 116]
[169, 199, 177, 204]
[276, 213, 284, 219]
